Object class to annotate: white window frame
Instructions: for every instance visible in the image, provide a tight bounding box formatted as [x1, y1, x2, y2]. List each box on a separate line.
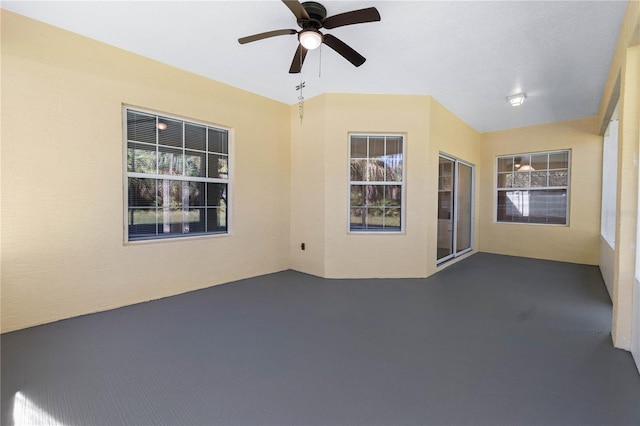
[495, 150, 571, 225]
[123, 106, 232, 242]
[348, 133, 406, 234]
[601, 102, 619, 249]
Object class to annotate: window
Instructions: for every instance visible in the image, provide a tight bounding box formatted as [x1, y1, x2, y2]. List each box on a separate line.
[496, 150, 570, 224]
[601, 101, 619, 248]
[349, 134, 404, 232]
[125, 108, 229, 241]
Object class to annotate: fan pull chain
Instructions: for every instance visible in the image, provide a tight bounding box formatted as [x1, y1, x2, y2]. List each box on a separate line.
[318, 44, 322, 78]
[296, 80, 305, 123]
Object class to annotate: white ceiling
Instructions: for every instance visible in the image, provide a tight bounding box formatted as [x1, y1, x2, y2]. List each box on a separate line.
[2, 1, 628, 132]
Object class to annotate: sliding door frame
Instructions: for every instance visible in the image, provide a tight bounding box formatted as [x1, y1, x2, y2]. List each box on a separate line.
[437, 153, 475, 265]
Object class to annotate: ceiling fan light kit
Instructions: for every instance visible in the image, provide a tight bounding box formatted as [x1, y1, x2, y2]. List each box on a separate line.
[238, 0, 381, 73]
[299, 30, 323, 50]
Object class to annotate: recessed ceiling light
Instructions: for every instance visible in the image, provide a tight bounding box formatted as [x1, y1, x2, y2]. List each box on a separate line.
[507, 93, 526, 107]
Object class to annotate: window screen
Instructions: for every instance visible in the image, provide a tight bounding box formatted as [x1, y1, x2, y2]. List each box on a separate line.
[349, 134, 404, 232]
[496, 150, 569, 224]
[125, 109, 229, 241]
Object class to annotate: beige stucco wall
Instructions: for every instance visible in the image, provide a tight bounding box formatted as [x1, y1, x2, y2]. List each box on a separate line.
[596, 0, 640, 351]
[2, 7, 626, 335]
[429, 99, 483, 272]
[478, 117, 603, 265]
[611, 44, 639, 350]
[289, 94, 481, 279]
[598, 1, 640, 128]
[289, 96, 326, 276]
[1, 11, 291, 333]
[322, 94, 432, 278]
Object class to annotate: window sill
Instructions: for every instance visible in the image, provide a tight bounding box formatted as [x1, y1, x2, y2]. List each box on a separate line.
[124, 232, 230, 246]
[495, 221, 568, 227]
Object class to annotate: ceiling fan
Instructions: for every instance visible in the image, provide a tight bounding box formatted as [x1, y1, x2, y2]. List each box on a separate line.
[238, 0, 381, 73]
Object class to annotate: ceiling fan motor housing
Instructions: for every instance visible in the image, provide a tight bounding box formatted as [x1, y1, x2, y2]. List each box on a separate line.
[300, 2, 327, 28]
[238, 1, 381, 73]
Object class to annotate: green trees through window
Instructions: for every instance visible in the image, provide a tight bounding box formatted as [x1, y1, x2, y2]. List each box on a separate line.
[349, 134, 404, 232]
[125, 109, 229, 240]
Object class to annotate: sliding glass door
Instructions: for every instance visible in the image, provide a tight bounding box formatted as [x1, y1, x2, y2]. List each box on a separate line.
[437, 157, 455, 261]
[437, 154, 474, 264]
[456, 162, 473, 253]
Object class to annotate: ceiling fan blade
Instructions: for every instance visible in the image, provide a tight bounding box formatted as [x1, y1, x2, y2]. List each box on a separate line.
[322, 34, 366, 67]
[282, 0, 310, 21]
[238, 29, 297, 44]
[289, 44, 308, 73]
[323, 7, 381, 29]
